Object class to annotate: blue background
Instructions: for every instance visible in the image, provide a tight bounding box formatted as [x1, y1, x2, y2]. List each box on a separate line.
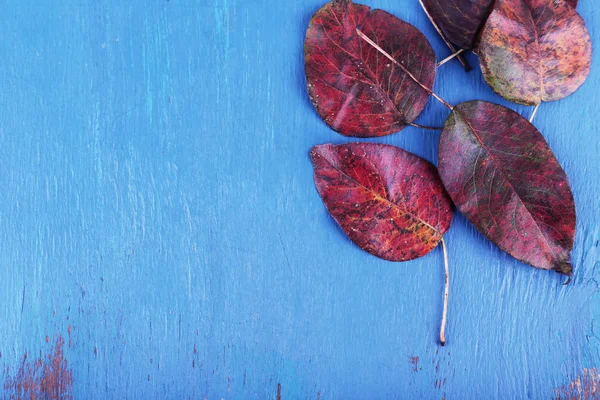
[0, 1, 598, 398]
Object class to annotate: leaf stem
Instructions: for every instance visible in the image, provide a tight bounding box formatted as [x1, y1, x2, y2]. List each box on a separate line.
[437, 49, 466, 68]
[356, 28, 454, 111]
[418, 0, 471, 72]
[529, 104, 540, 123]
[440, 237, 449, 346]
[408, 122, 444, 130]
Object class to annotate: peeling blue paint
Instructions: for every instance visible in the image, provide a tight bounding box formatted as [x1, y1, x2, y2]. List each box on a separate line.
[0, 0, 598, 398]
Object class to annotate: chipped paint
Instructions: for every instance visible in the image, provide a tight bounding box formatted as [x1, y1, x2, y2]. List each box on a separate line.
[0, 0, 597, 398]
[67, 326, 73, 349]
[409, 356, 420, 372]
[554, 368, 600, 400]
[3, 336, 73, 400]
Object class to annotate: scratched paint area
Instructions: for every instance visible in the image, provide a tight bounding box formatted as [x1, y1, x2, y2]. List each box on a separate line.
[553, 368, 600, 399]
[0, 0, 598, 398]
[4, 336, 73, 399]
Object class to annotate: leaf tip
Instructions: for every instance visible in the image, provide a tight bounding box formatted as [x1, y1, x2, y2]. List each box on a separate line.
[554, 261, 573, 278]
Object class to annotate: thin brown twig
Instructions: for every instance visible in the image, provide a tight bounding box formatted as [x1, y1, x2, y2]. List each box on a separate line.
[440, 237, 449, 346]
[437, 49, 466, 68]
[418, 0, 471, 71]
[408, 122, 444, 130]
[356, 28, 454, 110]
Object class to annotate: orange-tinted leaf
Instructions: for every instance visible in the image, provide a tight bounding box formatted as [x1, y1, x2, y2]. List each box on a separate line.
[421, 0, 494, 50]
[311, 143, 453, 261]
[478, 0, 591, 105]
[304, 0, 437, 137]
[438, 101, 576, 275]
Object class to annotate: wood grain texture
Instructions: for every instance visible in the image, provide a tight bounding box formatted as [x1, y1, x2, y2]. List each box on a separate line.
[0, 0, 598, 398]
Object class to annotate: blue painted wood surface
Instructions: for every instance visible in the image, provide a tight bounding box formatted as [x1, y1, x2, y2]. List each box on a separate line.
[1, 1, 599, 398]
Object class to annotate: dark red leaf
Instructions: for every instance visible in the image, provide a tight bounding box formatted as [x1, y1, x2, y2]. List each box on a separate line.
[478, 0, 591, 105]
[311, 143, 453, 261]
[438, 101, 575, 275]
[421, 0, 494, 50]
[565, 0, 578, 8]
[304, 0, 437, 137]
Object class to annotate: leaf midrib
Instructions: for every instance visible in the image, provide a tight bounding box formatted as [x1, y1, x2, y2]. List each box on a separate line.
[320, 152, 442, 237]
[457, 110, 559, 262]
[501, 0, 545, 103]
[323, 8, 410, 125]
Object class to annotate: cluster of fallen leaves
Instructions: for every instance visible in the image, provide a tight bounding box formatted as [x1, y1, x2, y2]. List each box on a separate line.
[304, 0, 591, 345]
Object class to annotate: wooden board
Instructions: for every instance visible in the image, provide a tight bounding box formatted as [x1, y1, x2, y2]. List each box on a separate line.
[0, 0, 598, 398]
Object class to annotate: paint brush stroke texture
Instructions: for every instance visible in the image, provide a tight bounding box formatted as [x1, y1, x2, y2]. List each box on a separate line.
[0, 0, 598, 397]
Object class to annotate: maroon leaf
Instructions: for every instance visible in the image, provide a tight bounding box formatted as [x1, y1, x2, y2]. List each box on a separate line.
[438, 101, 576, 275]
[421, 0, 494, 50]
[478, 0, 591, 105]
[311, 143, 453, 261]
[304, 0, 437, 137]
[566, 0, 578, 8]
